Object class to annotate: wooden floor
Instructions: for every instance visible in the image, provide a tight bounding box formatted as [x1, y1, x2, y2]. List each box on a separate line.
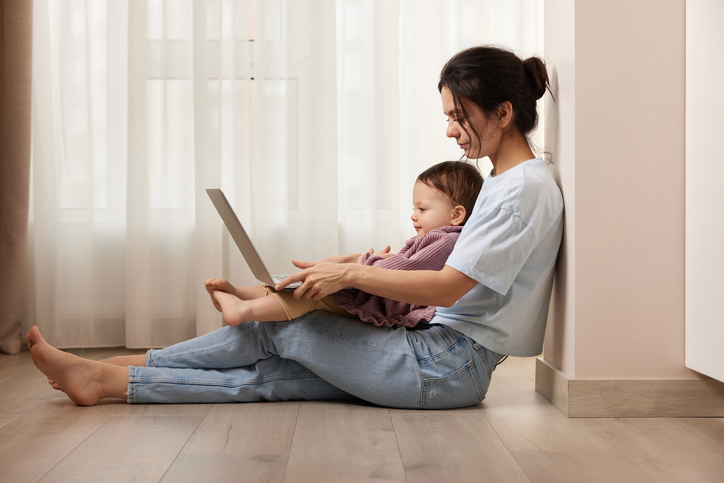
[2, 348, 724, 483]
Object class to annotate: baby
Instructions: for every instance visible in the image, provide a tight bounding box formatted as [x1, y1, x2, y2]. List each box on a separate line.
[206, 160, 483, 328]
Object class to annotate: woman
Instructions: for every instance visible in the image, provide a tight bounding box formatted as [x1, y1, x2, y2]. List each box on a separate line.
[28, 46, 563, 409]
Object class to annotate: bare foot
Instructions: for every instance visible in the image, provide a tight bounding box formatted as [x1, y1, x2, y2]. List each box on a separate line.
[213, 291, 251, 326]
[213, 290, 288, 325]
[204, 278, 237, 311]
[27, 327, 128, 406]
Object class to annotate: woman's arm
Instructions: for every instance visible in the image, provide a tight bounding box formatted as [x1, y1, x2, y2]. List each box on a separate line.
[275, 261, 478, 308]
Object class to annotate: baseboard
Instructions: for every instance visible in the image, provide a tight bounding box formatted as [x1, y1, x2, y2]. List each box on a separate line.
[535, 357, 724, 418]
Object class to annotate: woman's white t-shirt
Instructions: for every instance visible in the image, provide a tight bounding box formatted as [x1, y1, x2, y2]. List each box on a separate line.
[432, 158, 564, 357]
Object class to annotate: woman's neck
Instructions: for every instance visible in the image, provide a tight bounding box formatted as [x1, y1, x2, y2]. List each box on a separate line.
[489, 132, 536, 177]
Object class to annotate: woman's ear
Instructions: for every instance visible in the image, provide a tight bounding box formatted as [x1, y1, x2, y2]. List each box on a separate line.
[497, 101, 514, 129]
[451, 205, 466, 226]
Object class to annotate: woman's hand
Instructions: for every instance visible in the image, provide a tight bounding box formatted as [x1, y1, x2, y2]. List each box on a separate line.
[275, 260, 356, 300]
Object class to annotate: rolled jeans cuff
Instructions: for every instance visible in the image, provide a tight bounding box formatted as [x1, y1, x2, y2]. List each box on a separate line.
[127, 366, 139, 404]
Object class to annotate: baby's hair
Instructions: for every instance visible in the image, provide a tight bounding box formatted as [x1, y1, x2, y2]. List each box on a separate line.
[416, 161, 483, 225]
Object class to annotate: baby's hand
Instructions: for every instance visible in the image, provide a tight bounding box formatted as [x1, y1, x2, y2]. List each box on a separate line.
[323, 254, 359, 264]
[356, 246, 393, 263]
[375, 246, 394, 258]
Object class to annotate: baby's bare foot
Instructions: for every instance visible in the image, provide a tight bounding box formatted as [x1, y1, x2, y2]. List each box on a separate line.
[205, 278, 237, 311]
[27, 327, 128, 406]
[213, 291, 251, 326]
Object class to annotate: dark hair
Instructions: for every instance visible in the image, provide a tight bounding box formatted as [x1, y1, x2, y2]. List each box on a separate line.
[438, 45, 550, 155]
[416, 161, 483, 225]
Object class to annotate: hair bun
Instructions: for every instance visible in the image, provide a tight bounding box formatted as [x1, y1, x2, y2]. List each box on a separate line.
[523, 57, 549, 101]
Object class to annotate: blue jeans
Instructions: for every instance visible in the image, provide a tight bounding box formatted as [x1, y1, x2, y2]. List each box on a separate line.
[127, 311, 504, 409]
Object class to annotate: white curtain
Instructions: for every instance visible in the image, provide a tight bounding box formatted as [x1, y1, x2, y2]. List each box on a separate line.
[25, 0, 542, 349]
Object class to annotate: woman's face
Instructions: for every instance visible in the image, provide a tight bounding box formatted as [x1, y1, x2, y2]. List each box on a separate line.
[441, 86, 499, 160]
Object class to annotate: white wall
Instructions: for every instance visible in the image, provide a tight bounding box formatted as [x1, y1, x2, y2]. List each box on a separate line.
[685, 0, 724, 383]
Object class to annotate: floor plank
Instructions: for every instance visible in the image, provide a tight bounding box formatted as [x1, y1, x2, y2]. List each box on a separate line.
[0, 349, 34, 383]
[161, 402, 300, 482]
[391, 406, 529, 482]
[585, 417, 724, 483]
[38, 405, 210, 483]
[505, 356, 536, 382]
[0, 397, 124, 482]
[163, 454, 286, 483]
[480, 362, 654, 483]
[0, 361, 64, 429]
[679, 417, 724, 446]
[180, 401, 298, 455]
[284, 401, 406, 483]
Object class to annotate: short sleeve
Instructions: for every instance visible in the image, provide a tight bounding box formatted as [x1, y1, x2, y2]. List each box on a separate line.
[446, 207, 536, 296]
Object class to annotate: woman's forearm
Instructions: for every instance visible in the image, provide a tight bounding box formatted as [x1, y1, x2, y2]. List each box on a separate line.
[277, 259, 478, 306]
[344, 264, 477, 307]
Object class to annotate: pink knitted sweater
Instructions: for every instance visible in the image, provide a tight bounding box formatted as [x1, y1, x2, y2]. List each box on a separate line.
[334, 225, 463, 328]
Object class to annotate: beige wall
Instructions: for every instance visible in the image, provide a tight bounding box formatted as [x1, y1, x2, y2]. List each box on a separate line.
[543, 0, 698, 379]
[543, 0, 576, 378]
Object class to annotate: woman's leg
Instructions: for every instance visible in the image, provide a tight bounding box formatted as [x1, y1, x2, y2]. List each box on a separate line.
[28, 325, 353, 406]
[29, 324, 355, 405]
[30, 312, 503, 408]
[133, 312, 504, 409]
[144, 324, 272, 369]
[127, 355, 355, 404]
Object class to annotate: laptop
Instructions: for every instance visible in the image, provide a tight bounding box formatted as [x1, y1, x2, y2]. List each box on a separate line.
[206, 189, 300, 292]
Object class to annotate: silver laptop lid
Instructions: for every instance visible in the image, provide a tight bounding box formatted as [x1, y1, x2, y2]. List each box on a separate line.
[206, 188, 278, 288]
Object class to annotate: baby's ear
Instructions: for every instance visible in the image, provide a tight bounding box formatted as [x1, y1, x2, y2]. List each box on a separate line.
[451, 205, 466, 226]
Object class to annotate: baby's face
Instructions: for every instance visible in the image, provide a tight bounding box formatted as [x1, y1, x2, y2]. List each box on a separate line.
[411, 181, 457, 237]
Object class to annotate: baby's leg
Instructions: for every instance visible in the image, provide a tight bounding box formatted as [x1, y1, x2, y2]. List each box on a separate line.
[205, 278, 267, 311]
[206, 278, 267, 300]
[234, 285, 268, 300]
[214, 290, 289, 326]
